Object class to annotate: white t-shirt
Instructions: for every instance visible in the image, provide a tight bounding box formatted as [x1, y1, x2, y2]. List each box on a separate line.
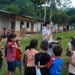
[42, 27, 53, 44]
[67, 42, 72, 51]
[69, 51, 75, 74]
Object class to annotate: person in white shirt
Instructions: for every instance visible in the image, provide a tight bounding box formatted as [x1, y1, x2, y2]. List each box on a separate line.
[42, 20, 55, 56]
[68, 39, 75, 75]
[67, 37, 74, 51]
[42, 20, 54, 43]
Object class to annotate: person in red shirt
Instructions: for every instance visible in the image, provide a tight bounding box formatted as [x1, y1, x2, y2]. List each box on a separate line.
[15, 40, 22, 75]
[5, 34, 20, 75]
[3, 27, 7, 38]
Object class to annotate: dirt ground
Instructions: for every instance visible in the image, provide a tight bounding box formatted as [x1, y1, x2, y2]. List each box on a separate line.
[2, 34, 40, 42]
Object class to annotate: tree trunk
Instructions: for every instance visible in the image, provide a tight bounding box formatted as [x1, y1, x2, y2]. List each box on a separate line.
[50, 5, 52, 20]
[44, 1, 46, 22]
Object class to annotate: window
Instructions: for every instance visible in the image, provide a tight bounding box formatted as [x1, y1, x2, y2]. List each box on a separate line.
[27, 22, 29, 28]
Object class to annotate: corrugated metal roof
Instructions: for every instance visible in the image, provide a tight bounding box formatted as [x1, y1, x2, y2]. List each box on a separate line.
[0, 10, 43, 22]
[0, 10, 15, 15]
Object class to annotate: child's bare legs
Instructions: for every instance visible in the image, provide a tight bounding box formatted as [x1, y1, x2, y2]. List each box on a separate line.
[14, 67, 22, 75]
[14, 69, 16, 75]
[19, 66, 22, 75]
[8, 71, 14, 75]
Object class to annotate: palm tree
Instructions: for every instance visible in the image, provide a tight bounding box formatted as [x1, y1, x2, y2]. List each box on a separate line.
[44, 0, 47, 22]
[49, 0, 61, 20]
[40, 0, 49, 22]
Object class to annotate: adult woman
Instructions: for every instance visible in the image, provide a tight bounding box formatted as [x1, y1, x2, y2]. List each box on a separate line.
[42, 20, 54, 44]
[42, 20, 54, 56]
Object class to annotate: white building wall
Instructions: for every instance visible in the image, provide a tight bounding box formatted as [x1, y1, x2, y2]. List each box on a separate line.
[8, 22, 11, 29]
[37, 22, 41, 32]
[15, 20, 20, 31]
[24, 22, 27, 28]
[33, 23, 37, 32]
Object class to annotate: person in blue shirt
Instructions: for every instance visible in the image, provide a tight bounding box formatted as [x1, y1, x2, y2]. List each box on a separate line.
[47, 46, 63, 75]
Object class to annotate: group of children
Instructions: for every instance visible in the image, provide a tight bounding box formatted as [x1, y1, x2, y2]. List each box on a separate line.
[0, 33, 75, 75]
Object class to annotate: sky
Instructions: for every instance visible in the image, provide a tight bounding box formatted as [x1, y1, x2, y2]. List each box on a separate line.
[71, 0, 75, 7]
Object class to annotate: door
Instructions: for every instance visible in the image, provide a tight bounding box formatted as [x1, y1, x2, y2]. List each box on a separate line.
[11, 22, 15, 33]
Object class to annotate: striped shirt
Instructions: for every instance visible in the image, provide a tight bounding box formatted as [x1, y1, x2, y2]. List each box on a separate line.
[6, 42, 16, 62]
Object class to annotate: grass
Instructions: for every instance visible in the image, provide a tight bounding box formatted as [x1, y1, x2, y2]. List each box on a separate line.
[1, 30, 75, 75]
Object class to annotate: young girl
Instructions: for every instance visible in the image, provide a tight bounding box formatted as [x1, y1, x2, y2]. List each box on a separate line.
[15, 40, 22, 75]
[5, 34, 20, 75]
[25, 39, 38, 75]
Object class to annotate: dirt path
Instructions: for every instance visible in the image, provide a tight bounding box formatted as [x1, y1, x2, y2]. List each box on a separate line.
[2, 34, 40, 42]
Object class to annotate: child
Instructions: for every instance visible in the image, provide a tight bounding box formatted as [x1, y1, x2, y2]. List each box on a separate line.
[68, 39, 75, 75]
[35, 41, 50, 75]
[67, 37, 74, 51]
[5, 34, 20, 75]
[3, 27, 7, 38]
[47, 37, 62, 57]
[57, 37, 62, 46]
[23, 45, 30, 75]
[48, 46, 63, 75]
[66, 37, 74, 57]
[15, 40, 22, 75]
[0, 38, 4, 69]
[49, 37, 62, 49]
[25, 39, 38, 75]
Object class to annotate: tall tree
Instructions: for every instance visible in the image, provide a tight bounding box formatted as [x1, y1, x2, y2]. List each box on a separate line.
[3, 4, 21, 14]
[49, 0, 61, 20]
[52, 13, 69, 31]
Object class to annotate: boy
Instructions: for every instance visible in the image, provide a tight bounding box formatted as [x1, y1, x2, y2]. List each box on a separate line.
[48, 46, 63, 75]
[35, 41, 50, 75]
[66, 37, 74, 57]
[68, 39, 75, 75]
[0, 38, 4, 69]
[67, 37, 74, 51]
[57, 37, 62, 46]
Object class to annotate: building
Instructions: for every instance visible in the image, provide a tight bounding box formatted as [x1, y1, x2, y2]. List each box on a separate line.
[0, 10, 43, 36]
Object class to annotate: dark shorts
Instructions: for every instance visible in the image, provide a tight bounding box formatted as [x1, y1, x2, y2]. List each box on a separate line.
[15, 59, 22, 67]
[69, 73, 75, 75]
[26, 67, 36, 75]
[7, 61, 16, 71]
[24, 65, 27, 75]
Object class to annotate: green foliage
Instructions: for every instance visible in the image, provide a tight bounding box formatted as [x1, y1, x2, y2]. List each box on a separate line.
[13, 0, 37, 16]
[66, 8, 75, 24]
[3, 4, 21, 14]
[40, 0, 45, 4]
[0, 0, 37, 17]
[26, 0, 36, 16]
[69, 14, 75, 23]
[52, 13, 69, 26]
